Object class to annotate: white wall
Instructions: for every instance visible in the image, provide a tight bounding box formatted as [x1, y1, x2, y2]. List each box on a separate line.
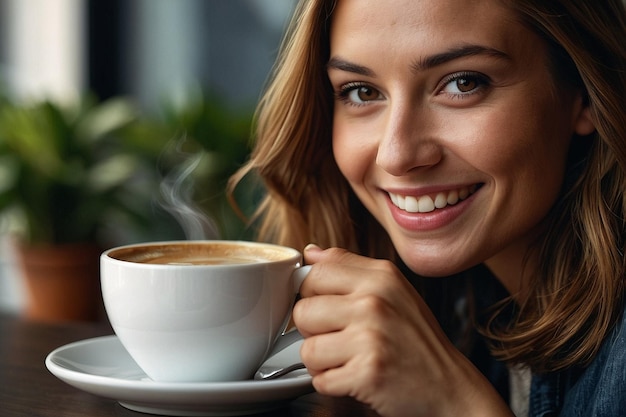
[2, 0, 86, 103]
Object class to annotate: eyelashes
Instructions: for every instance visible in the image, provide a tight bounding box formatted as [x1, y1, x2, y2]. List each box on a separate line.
[334, 71, 491, 106]
[335, 82, 384, 106]
[437, 71, 491, 97]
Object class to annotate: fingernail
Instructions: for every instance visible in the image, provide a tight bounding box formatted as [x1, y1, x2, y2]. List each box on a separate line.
[304, 243, 321, 252]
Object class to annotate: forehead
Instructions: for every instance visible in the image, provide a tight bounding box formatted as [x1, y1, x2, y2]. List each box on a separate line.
[329, 0, 535, 60]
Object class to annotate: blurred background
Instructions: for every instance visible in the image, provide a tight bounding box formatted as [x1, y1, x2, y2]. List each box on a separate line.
[0, 0, 297, 319]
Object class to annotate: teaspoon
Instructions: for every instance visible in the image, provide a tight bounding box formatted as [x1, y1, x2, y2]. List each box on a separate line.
[254, 362, 306, 380]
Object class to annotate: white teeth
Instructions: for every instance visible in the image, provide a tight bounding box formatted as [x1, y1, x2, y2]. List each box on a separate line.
[390, 193, 399, 206]
[447, 190, 459, 205]
[434, 192, 447, 209]
[403, 195, 435, 213]
[397, 195, 406, 210]
[418, 195, 435, 213]
[405, 196, 418, 212]
[389, 186, 476, 213]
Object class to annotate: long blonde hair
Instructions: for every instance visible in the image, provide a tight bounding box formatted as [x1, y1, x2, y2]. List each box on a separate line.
[229, 0, 626, 372]
[228, 0, 393, 258]
[485, 0, 626, 372]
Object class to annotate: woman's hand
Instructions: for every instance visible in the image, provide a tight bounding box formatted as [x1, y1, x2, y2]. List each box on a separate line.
[293, 245, 512, 417]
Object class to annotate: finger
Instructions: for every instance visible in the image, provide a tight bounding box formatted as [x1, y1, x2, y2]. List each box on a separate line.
[310, 359, 374, 399]
[299, 262, 359, 297]
[299, 258, 406, 300]
[311, 366, 351, 398]
[293, 294, 352, 335]
[299, 332, 350, 375]
[304, 246, 386, 270]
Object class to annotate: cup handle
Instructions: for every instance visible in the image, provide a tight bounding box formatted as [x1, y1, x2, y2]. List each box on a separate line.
[291, 264, 312, 293]
[267, 265, 312, 357]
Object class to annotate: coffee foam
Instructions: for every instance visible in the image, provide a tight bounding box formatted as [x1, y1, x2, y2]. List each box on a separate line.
[108, 242, 294, 265]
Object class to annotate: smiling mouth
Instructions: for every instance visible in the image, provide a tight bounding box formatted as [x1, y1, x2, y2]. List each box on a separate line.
[388, 184, 480, 213]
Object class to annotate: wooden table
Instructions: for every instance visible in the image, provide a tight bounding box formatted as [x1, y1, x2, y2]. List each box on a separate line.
[0, 313, 379, 417]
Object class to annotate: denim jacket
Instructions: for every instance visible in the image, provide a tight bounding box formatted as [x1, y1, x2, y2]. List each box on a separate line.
[529, 306, 626, 417]
[416, 266, 626, 417]
[462, 270, 626, 417]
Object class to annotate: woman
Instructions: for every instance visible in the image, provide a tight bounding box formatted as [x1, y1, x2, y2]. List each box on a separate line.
[230, 0, 626, 415]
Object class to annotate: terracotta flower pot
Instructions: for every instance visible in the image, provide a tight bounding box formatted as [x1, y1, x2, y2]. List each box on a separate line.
[14, 241, 103, 322]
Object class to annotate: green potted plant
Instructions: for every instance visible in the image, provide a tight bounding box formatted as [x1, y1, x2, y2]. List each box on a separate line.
[0, 94, 160, 321]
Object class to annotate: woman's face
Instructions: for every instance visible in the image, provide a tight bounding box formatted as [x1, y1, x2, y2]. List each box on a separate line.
[329, 0, 592, 290]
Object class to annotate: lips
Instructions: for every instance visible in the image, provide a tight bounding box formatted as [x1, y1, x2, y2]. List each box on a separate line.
[388, 184, 479, 213]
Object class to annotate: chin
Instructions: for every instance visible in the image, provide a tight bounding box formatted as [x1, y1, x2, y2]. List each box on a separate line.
[397, 253, 469, 278]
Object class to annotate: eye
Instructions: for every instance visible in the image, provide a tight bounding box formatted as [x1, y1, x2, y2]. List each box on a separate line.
[337, 82, 384, 105]
[439, 72, 490, 97]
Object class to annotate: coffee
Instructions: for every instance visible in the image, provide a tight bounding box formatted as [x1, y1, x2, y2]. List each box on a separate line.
[139, 255, 262, 265]
[107, 242, 291, 266]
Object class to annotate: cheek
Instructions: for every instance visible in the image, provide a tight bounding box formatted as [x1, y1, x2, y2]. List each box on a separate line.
[466, 100, 572, 183]
[475, 104, 573, 227]
[332, 119, 376, 185]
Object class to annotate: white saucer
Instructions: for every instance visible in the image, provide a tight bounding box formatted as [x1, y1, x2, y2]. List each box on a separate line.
[46, 335, 313, 416]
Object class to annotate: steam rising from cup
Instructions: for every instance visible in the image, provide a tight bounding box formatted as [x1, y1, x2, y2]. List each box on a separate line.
[158, 138, 220, 240]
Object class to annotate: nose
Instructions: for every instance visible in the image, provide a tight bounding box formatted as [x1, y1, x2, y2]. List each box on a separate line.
[375, 101, 442, 176]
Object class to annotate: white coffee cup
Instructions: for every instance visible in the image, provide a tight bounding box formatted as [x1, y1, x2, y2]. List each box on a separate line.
[100, 240, 310, 382]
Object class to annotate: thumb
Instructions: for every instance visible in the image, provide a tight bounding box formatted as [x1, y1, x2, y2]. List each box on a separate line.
[303, 243, 323, 264]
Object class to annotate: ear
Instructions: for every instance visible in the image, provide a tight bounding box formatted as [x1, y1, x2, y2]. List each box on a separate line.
[572, 93, 596, 136]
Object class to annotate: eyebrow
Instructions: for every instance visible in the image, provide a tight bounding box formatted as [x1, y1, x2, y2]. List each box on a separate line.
[412, 44, 509, 72]
[327, 44, 510, 76]
[327, 57, 375, 76]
